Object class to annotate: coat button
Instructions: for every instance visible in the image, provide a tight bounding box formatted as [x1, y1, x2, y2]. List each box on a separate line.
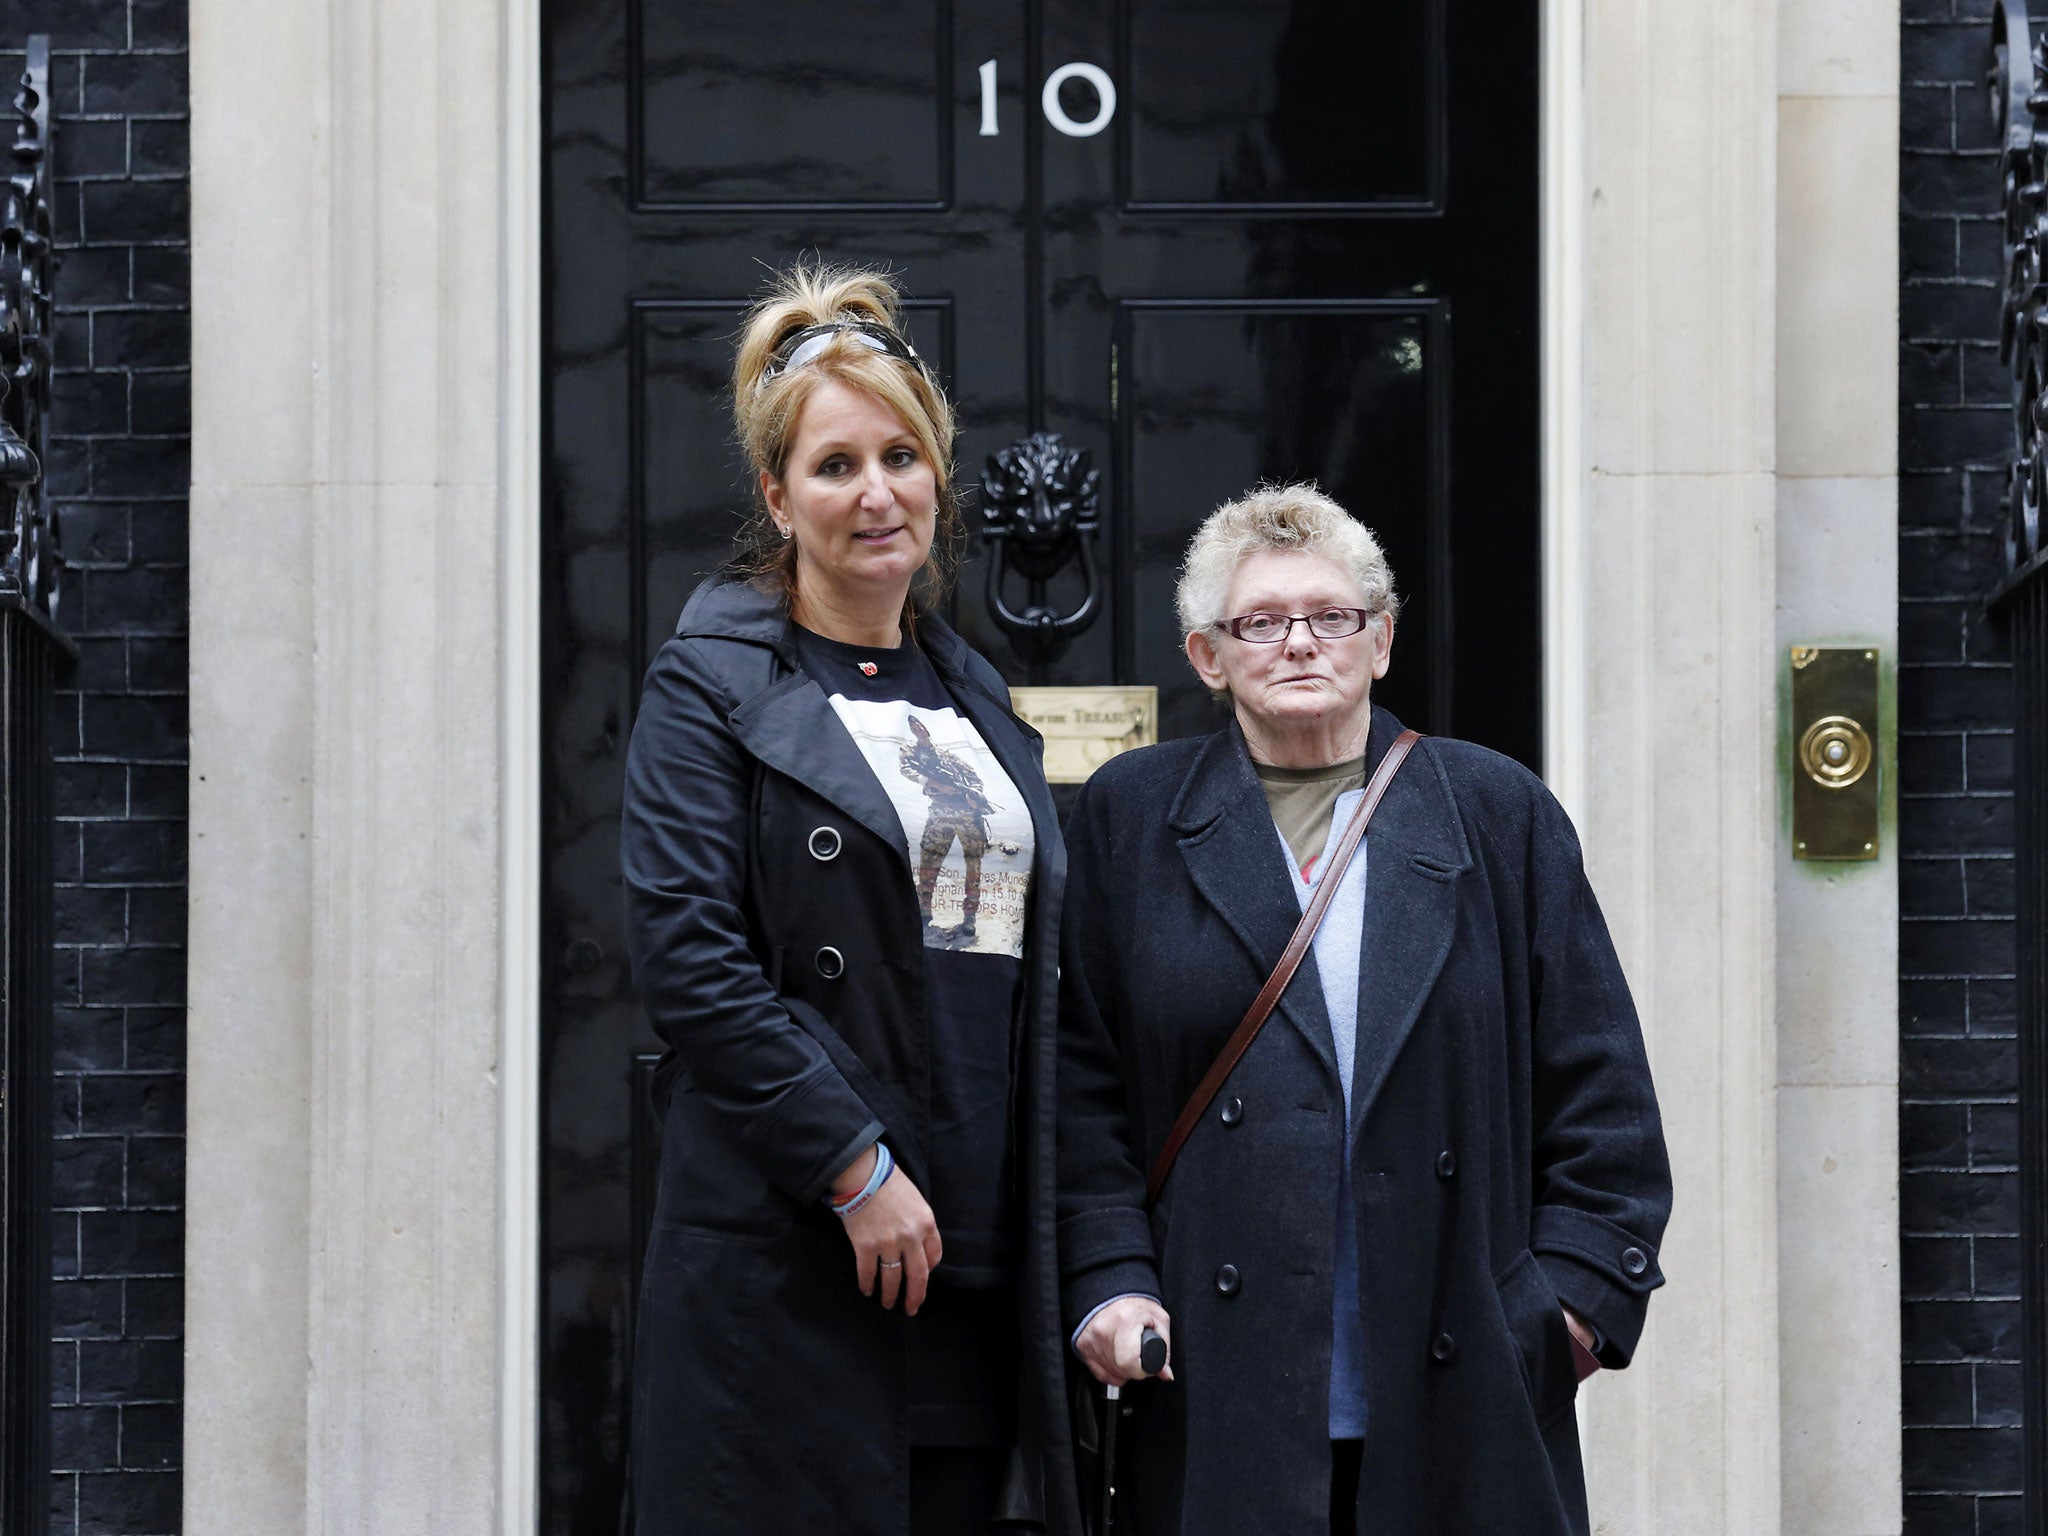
[1621, 1246, 1649, 1277]
[807, 826, 842, 861]
[1220, 1096, 1243, 1126]
[1214, 1264, 1241, 1296]
[1435, 1149, 1456, 1179]
[1431, 1332, 1456, 1363]
[814, 946, 845, 980]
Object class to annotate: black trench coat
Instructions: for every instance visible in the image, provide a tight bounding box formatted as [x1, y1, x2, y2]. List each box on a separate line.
[1056, 709, 1671, 1536]
[621, 576, 1083, 1536]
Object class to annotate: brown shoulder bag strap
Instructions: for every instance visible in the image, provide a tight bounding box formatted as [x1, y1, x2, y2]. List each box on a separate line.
[1143, 729, 1422, 1206]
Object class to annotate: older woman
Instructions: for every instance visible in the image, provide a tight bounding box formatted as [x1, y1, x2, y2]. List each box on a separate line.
[621, 264, 1080, 1534]
[1056, 484, 1671, 1535]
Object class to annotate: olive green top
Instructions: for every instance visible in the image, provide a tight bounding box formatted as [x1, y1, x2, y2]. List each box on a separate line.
[1255, 755, 1367, 880]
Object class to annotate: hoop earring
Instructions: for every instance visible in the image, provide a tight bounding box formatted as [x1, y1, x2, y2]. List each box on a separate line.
[777, 524, 792, 541]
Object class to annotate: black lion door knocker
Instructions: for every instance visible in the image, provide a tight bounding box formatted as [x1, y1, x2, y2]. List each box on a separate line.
[978, 431, 1101, 676]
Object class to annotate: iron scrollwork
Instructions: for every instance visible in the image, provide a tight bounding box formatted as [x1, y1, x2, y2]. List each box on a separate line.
[1993, 2, 2048, 599]
[0, 35, 54, 1535]
[0, 35, 55, 628]
[1988, 20, 2048, 1536]
[978, 431, 1101, 673]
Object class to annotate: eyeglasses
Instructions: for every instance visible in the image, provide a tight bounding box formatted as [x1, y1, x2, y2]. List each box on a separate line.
[762, 320, 927, 383]
[1216, 607, 1374, 643]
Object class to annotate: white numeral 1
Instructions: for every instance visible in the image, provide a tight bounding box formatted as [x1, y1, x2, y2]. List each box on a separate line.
[979, 58, 999, 137]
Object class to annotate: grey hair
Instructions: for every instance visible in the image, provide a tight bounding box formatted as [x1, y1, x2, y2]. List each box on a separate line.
[1174, 482, 1401, 637]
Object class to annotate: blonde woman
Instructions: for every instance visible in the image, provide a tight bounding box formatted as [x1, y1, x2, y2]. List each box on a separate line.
[622, 265, 1078, 1534]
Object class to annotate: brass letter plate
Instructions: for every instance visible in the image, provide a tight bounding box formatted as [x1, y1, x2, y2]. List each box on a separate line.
[1790, 646, 1879, 861]
[1008, 685, 1158, 785]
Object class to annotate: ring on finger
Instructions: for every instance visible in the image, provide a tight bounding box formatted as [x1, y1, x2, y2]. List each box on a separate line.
[878, 1258, 903, 1269]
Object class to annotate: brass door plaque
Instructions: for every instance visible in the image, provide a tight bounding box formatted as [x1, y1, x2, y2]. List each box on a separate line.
[1790, 647, 1880, 861]
[1008, 686, 1158, 784]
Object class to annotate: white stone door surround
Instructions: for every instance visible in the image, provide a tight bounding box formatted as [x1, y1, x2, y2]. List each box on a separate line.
[186, 0, 540, 1527]
[183, 0, 1899, 1531]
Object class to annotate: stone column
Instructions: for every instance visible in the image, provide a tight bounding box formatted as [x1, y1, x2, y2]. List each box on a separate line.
[1566, 0, 1787, 1530]
[185, 0, 535, 1528]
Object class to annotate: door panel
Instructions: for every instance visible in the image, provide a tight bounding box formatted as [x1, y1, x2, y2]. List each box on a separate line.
[632, 0, 954, 209]
[543, 2, 1535, 1527]
[1119, 0, 1439, 211]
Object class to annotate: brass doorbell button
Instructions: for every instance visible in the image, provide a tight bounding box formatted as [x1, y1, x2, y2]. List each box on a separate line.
[1789, 648, 1880, 861]
[1798, 714, 1872, 789]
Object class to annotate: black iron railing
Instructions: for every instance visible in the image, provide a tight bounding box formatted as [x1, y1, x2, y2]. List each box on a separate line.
[1991, 5, 2048, 1519]
[0, 34, 59, 1533]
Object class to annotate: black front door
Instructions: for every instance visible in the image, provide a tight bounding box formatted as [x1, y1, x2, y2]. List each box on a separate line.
[542, 3, 1537, 1526]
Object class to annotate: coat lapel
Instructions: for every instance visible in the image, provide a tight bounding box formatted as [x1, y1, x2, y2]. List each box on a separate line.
[721, 606, 1065, 885]
[672, 577, 916, 868]
[1349, 710, 1472, 1134]
[1167, 726, 1343, 1094]
[728, 673, 913, 870]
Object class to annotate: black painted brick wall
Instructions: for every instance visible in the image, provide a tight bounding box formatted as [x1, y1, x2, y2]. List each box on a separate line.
[1903, 2, 2026, 1532]
[0, 1, 190, 1532]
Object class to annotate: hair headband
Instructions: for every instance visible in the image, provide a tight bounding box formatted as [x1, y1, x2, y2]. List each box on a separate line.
[762, 318, 927, 385]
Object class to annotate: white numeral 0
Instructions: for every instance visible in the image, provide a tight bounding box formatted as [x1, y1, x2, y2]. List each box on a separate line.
[1041, 61, 1116, 137]
[978, 59, 1117, 139]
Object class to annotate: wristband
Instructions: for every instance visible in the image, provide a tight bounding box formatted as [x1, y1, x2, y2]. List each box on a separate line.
[827, 1142, 893, 1220]
[831, 1143, 892, 1219]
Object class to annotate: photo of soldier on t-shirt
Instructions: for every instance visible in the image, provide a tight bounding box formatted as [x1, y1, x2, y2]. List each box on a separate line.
[900, 716, 996, 943]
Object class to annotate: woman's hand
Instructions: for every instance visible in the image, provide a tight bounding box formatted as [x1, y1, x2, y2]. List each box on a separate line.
[835, 1154, 943, 1314]
[1076, 1296, 1175, 1387]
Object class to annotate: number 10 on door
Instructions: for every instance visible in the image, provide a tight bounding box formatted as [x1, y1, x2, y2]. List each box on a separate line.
[979, 59, 1118, 138]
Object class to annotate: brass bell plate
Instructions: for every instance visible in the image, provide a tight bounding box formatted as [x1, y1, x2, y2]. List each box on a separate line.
[1790, 647, 1879, 861]
[1008, 685, 1158, 784]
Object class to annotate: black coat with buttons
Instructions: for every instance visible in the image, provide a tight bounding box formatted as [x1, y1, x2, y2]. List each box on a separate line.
[1056, 708, 1671, 1536]
[620, 577, 1082, 1536]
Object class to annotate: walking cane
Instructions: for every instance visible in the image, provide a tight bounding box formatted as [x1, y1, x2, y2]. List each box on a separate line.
[1099, 1326, 1168, 1535]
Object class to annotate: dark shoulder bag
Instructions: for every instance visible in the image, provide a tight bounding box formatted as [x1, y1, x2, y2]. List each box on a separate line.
[1145, 729, 1421, 1204]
